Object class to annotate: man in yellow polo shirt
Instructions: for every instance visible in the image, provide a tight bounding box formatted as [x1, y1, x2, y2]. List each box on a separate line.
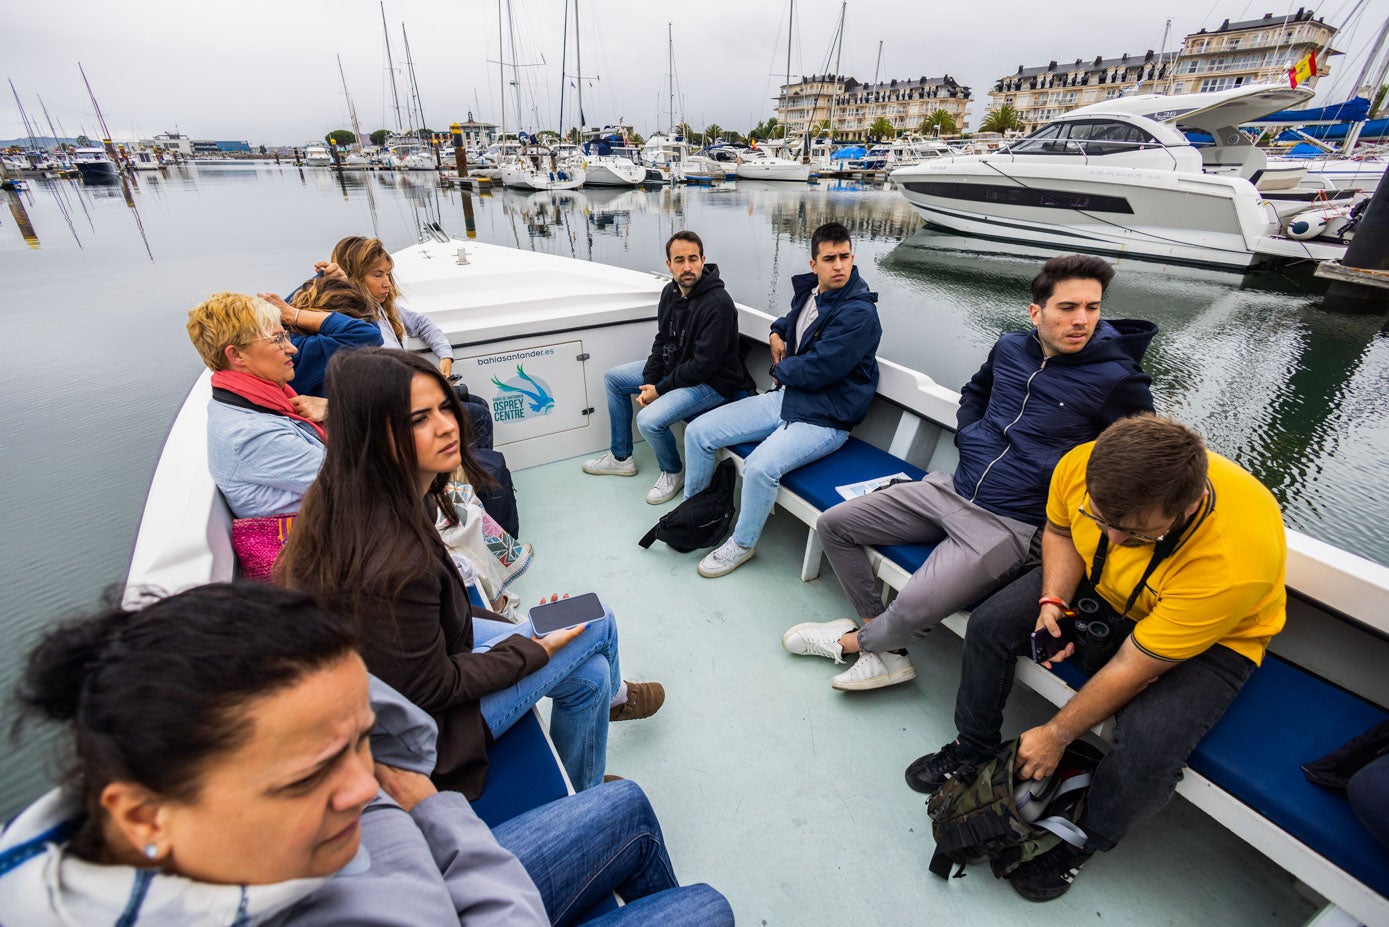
[905, 415, 1286, 902]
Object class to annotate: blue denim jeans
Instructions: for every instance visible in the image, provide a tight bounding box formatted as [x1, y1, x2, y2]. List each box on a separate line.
[604, 360, 725, 473]
[953, 565, 1256, 851]
[493, 779, 735, 927]
[684, 389, 848, 548]
[474, 615, 621, 791]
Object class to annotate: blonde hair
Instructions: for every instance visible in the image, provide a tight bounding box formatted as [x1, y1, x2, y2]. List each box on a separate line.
[186, 293, 279, 371]
[329, 236, 404, 341]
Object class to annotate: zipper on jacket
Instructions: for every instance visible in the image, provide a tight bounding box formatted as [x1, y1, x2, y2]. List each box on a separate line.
[966, 356, 1047, 505]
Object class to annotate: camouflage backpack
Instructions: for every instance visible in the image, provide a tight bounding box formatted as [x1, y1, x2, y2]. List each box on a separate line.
[926, 738, 1104, 880]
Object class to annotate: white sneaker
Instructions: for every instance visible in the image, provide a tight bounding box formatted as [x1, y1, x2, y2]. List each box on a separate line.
[646, 470, 685, 504]
[583, 452, 637, 476]
[832, 651, 917, 691]
[781, 617, 858, 663]
[698, 539, 756, 578]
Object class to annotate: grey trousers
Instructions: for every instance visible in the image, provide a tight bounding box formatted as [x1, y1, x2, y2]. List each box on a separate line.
[815, 472, 1038, 653]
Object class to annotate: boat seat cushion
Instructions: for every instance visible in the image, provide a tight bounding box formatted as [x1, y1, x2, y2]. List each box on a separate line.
[1049, 653, 1389, 898]
[726, 435, 934, 573]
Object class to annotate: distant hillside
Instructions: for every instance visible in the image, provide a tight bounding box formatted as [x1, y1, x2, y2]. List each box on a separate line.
[1, 137, 78, 148]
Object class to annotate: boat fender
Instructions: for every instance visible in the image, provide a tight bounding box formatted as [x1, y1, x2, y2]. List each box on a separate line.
[1286, 210, 1330, 241]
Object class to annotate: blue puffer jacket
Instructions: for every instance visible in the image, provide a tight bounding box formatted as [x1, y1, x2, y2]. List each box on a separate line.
[953, 318, 1157, 526]
[770, 267, 882, 430]
[290, 312, 384, 397]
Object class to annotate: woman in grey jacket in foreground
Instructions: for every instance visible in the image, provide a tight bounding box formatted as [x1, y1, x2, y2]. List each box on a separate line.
[0, 582, 732, 927]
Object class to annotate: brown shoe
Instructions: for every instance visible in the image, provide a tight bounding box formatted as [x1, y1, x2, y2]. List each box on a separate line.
[610, 681, 665, 722]
[603, 774, 625, 783]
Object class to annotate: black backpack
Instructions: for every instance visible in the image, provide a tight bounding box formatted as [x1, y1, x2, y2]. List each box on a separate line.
[927, 738, 1103, 880]
[638, 458, 736, 553]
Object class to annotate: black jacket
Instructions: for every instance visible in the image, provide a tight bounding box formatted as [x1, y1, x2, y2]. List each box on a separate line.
[954, 319, 1157, 526]
[642, 264, 754, 398]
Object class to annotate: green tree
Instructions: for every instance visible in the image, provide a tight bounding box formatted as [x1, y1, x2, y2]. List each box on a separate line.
[703, 123, 724, 143]
[258, 144, 267, 155]
[750, 117, 779, 140]
[628, 130, 645, 147]
[325, 129, 357, 146]
[674, 122, 695, 140]
[369, 129, 391, 147]
[980, 104, 1022, 134]
[867, 116, 895, 141]
[75, 134, 93, 147]
[919, 109, 957, 135]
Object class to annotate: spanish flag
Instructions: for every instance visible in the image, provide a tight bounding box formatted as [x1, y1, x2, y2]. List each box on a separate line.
[1288, 50, 1317, 88]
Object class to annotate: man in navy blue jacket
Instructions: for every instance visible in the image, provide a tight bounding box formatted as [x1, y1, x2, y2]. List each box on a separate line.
[683, 223, 882, 579]
[783, 254, 1155, 691]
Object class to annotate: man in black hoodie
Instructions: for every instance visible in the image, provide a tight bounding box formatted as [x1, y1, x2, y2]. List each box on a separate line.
[783, 254, 1155, 692]
[584, 231, 754, 504]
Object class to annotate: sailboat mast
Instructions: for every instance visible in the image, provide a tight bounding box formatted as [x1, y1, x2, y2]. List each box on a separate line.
[9, 80, 39, 150]
[78, 63, 113, 142]
[575, 0, 583, 134]
[402, 24, 429, 140]
[873, 41, 883, 84]
[507, 0, 523, 132]
[338, 55, 365, 148]
[558, 0, 569, 138]
[826, 1, 845, 148]
[498, 0, 507, 138]
[380, 2, 404, 132]
[667, 23, 674, 133]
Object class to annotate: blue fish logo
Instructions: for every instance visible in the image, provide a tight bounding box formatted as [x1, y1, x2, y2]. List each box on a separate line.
[491, 365, 555, 418]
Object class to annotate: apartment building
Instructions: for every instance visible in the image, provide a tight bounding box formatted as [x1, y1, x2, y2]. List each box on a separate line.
[1172, 8, 1339, 94]
[989, 51, 1176, 133]
[985, 9, 1340, 133]
[774, 74, 972, 140]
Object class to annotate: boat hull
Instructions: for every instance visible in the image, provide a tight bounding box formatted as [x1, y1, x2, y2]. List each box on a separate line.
[584, 159, 644, 187]
[75, 160, 119, 182]
[501, 165, 588, 191]
[735, 160, 811, 181]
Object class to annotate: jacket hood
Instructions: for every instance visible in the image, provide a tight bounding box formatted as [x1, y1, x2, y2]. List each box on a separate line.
[790, 266, 877, 311]
[1029, 318, 1157, 367]
[0, 789, 346, 927]
[673, 263, 726, 301]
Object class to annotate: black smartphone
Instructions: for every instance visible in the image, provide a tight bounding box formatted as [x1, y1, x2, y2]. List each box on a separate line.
[529, 593, 607, 636]
[1031, 617, 1077, 664]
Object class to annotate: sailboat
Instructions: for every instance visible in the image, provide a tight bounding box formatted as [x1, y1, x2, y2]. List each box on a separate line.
[737, 1, 810, 182]
[498, 0, 586, 190]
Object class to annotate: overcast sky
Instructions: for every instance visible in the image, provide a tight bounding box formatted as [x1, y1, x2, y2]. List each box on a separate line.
[2, 0, 1383, 144]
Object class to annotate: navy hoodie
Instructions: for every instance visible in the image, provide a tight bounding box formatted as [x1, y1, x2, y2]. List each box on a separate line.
[770, 266, 882, 430]
[953, 318, 1157, 526]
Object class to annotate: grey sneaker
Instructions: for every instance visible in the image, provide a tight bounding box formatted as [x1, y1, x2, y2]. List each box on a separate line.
[781, 617, 858, 663]
[646, 470, 684, 504]
[697, 539, 755, 578]
[832, 651, 917, 691]
[583, 451, 637, 476]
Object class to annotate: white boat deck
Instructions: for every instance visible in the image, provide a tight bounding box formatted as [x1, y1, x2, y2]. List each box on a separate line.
[513, 444, 1316, 927]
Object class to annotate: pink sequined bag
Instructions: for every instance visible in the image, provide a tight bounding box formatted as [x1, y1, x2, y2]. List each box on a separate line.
[231, 514, 296, 582]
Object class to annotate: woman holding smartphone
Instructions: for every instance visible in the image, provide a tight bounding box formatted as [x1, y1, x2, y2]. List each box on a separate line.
[279, 348, 662, 795]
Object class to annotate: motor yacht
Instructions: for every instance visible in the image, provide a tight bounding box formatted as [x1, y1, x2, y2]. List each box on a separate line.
[639, 134, 725, 183]
[302, 144, 333, 167]
[892, 84, 1360, 270]
[71, 146, 119, 181]
[129, 148, 163, 171]
[734, 147, 811, 182]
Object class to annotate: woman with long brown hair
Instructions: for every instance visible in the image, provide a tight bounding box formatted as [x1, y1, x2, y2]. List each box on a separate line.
[278, 348, 662, 796]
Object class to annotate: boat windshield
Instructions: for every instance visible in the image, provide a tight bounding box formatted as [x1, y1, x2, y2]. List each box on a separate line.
[1008, 119, 1161, 156]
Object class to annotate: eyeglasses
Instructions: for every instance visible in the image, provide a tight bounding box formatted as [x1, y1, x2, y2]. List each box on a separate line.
[249, 331, 292, 350]
[1076, 501, 1168, 544]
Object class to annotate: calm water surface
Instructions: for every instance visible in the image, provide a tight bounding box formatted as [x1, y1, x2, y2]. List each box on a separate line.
[1, 163, 1386, 816]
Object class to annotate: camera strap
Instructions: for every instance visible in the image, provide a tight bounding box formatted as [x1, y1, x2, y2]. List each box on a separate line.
[1086, 480, 1214, 618]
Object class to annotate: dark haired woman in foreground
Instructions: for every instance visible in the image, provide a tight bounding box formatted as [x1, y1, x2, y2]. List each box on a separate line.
[280, 348, 663, 795]
[0, 582, 731, 926]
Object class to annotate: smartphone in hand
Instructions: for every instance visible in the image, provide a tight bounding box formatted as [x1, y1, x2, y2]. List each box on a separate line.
[1031, 617, 1077, 664]
[529, 593, 607, 636]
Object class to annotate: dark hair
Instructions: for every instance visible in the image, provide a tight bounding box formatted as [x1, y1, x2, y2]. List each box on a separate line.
[1086, 415, 1208, 522]
[1030, 254, 1115, 307]
[810, 222, 852, 260]
[665, 230, 703, 259]
[277, 348, 487, 619]
[290, 275, 376, 323]
[14, 582, 356, 858]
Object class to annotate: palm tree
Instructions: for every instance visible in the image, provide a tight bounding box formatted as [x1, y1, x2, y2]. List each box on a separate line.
[703, 123, 724, 144]
[919, 109, 957, 136]
[868, 116, 895, 141]
[981, 104, 1022, 134]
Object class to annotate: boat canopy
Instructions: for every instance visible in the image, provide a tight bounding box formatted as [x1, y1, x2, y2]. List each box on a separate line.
[1261, 97, 1371, 124]
[832, 146, 867, 160]
[1067, 84, 1315, 133]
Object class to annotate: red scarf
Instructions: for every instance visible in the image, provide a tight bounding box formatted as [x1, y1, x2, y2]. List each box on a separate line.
[210, 370, 327, 442]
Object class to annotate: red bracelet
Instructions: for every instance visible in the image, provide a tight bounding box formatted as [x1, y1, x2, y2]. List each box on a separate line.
[1038, 595, 1070, 610]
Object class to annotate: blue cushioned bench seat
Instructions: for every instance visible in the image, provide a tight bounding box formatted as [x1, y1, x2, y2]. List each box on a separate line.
[1047, 653, 1389, 899]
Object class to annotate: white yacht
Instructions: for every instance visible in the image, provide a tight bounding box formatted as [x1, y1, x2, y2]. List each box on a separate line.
[70, 146, 119, 181]
[892, 85, 1360, 271]
[500, 145, 586, 191]
[125, 234, 1389, 927]
[639, 134, 724, 183]
[302, 144, 333, 167]
[129, 148, 163, 171]
[734, 147, 811, 182]
[581, 134, 645, 188]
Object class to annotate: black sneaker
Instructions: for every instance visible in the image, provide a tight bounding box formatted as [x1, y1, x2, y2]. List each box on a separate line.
[1008, 841, 1094, 902]
[905, 741, 971, 794]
